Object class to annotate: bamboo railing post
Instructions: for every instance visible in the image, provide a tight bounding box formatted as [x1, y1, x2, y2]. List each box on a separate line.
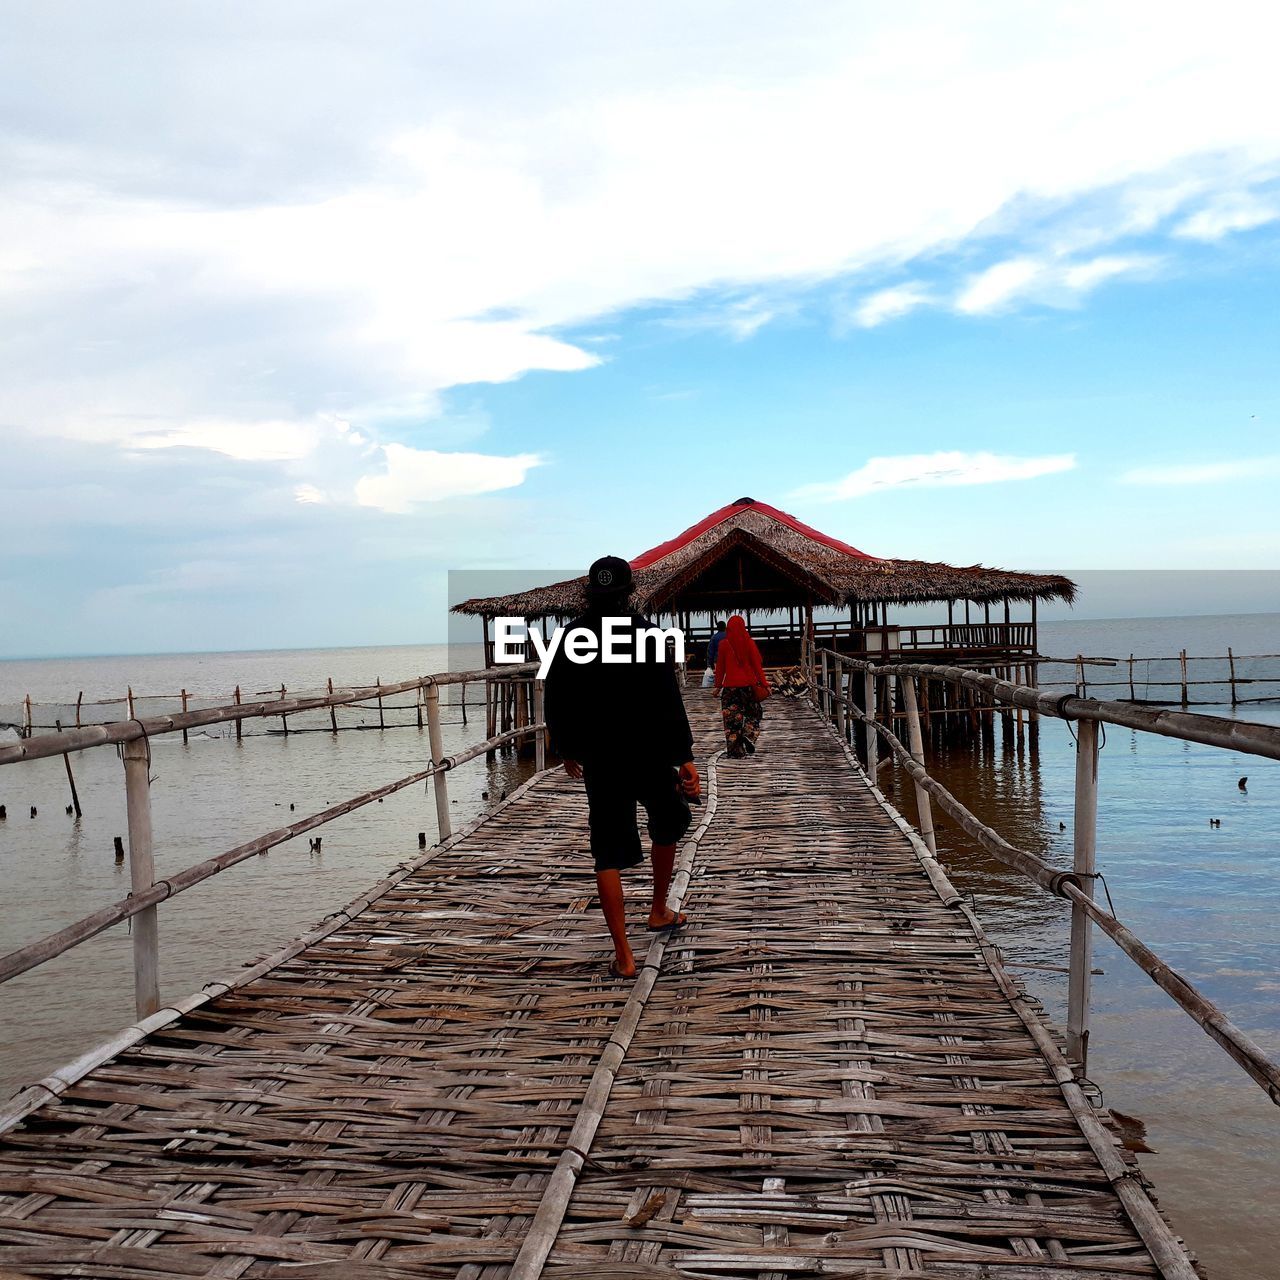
[1067, 719, 1099, 1069]
[424, 683, 451, 841]
[1229, 647, 1238, 707]
[863, 669, 878, 776]
[126, 686, 134, 719]
[180, 689, 189, 745]
[533, 679, 547, 772]
[75, 691, 83, 729]
[833, 660, 846, 740]
[21, 695, 31, 739]
[819, 650, 830, 719]
[121, 737, 160, 1019]
[1180, 649, 1188, 708]
[485, 675, 497, 762]
[328, 678, 339, 733]
[234, 685, 243, 741]
[901, 675, 937, 855]
[1128, 654, 1136, 702]
[376, 677, 385, 730]
[280, 684, 288, 736]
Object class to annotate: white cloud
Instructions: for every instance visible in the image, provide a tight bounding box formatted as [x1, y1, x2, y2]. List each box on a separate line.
[127, 419, 321, 462]
[954, 253, 1158, 315]
[2, 1, 1279, 462]
[354, 444, 544, 514]
[795, 451, 1077, 502]
[1121, 456, 1280, 485]
[851, 283, 932, 328]
[1174, 193, 1280, 241]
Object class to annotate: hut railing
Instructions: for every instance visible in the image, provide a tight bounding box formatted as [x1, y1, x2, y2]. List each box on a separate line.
[0, 663, 544, 1023]
[815, 648, 1280, 1106]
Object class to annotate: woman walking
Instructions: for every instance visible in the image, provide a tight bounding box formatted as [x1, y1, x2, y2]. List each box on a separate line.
[714, 614, 770, 757]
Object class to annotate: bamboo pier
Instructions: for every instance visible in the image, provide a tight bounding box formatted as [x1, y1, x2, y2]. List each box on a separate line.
[0, 682, 1221, 1278]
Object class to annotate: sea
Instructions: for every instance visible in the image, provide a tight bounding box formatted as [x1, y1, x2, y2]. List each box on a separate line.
[2, 613, 1278, 1279]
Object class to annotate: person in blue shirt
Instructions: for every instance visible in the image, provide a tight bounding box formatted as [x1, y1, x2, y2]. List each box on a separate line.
[701, 620, 727, 689]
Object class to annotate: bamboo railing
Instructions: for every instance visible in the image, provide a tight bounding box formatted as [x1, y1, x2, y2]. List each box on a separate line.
[0, 663, 543, 1024]
[816, 648, 1280, 1105]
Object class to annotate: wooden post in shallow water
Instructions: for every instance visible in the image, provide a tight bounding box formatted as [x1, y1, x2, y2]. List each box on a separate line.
[180, 690, 189, 745]
[234, 686, 243, 741]
[901, 675, 937, 855]
[1179, 650, 1189, 708]
[1229, 647, 1238, 707]
[122, 737, 160, 1018]
[1067, 719, 1099, 1070]
[328, 678, 338, 733]
[424, 683, 451, 841]
[55, 721, 82, 818]
[376, 677, 385, 730]
[279, 685, 288, 736]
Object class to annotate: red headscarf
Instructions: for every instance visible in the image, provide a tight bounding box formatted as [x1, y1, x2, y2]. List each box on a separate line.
[717, 615, 766, 688]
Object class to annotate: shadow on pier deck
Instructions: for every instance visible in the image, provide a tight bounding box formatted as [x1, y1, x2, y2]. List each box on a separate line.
[0, 694, 1190, 1279]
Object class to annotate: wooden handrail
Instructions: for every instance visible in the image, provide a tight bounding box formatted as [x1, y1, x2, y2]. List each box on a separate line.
[823, 651, 1280, 761]
[0, 663, 538, 766]
[814, 650, 1280, 1105]
[0, 721, 544, 987]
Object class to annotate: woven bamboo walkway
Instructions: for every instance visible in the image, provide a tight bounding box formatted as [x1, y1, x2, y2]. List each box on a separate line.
[0, 694, 1190, 1279]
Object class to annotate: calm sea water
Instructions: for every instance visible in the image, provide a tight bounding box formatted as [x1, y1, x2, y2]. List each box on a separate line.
[2, 616, 1278, 1278]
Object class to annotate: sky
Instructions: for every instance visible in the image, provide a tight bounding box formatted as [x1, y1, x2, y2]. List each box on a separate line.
[2, 1, 1279, 656]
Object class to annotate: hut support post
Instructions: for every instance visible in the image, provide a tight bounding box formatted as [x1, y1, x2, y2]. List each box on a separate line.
[533, 679, 547, 772]
[863, 669, 878, 776]
[122, 738, 160, 1019]
[425, 683, 451, 842]
[1067, 719, 1099, 1069]
[902, 676, 937, 855]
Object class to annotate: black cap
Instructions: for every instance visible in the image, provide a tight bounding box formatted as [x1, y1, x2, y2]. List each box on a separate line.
[586, 555, 634, 598]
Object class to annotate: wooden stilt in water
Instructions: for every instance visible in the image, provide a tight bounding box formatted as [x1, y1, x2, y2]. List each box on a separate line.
[376, 677, 386, 730]
[424, 683, 451, 841]
[1067, 719, 1099, 1069]
[234, 686, 243, 741]
[75, 691, 83, 729]
[180, 689, 189, 745]
[280, 685, 288, 736]
[122, 737, 160, 1018]
[1180, 648, 1189, 708]
[55, 721, 82, 818]
[328, 678, 339, 733]
[1229, 647, 1238, 707]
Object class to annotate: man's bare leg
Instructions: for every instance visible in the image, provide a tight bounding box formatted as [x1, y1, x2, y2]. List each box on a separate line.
[647, 841, 684, 928]
[596, 869, 636, 976]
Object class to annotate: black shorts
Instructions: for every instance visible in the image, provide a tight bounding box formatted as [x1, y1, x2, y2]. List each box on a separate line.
[581, 761, 693, 872]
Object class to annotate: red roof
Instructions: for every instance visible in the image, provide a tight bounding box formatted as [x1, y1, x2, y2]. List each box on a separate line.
[629, 497, 876, 569]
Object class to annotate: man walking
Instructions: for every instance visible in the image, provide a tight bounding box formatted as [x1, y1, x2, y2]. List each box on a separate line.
[544, 555, 701, 978]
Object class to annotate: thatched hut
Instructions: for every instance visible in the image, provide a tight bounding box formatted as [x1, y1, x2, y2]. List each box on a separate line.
[453, 496, 1075, 670]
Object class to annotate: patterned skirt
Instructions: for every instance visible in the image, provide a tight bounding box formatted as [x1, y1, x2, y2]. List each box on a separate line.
[720, 686, 763, 758]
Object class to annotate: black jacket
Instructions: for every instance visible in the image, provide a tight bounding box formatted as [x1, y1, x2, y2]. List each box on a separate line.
[543, 609, 694, 768]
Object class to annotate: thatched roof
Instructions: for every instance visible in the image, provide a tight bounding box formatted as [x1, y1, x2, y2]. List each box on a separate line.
[452, 497, 1076, 620]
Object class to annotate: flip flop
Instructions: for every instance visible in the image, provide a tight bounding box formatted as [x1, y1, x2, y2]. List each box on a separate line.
[646, 911, 688, 933]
